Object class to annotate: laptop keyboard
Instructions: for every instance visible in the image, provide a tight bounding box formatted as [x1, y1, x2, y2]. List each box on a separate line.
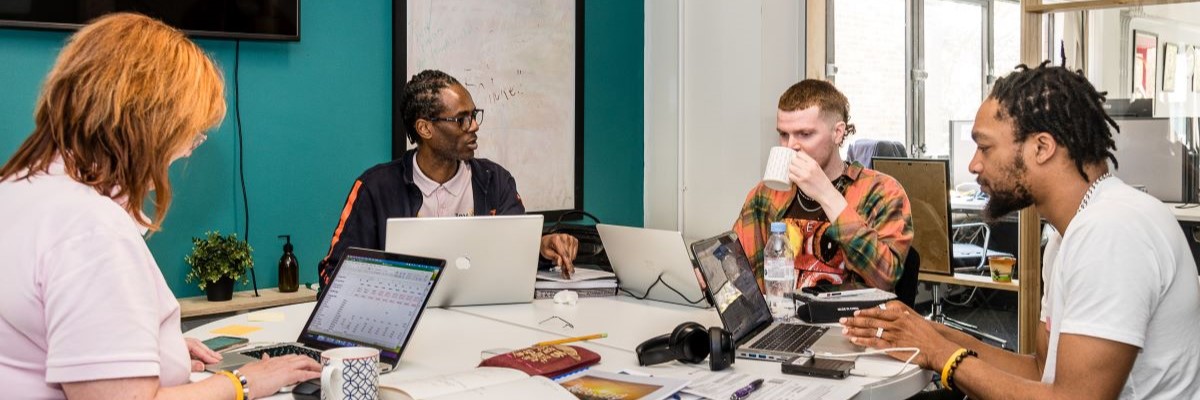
[240, 344, 322, 362]
[749, 324, 828, 354]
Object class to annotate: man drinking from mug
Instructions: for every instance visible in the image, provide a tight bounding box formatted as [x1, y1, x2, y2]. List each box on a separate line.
[733, 80, 913, 291]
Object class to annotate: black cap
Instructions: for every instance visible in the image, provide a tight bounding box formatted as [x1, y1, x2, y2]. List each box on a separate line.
[278, 235, 293, 252]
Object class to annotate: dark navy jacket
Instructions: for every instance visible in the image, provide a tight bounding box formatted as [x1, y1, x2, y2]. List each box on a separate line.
[317, 149, 525, 285]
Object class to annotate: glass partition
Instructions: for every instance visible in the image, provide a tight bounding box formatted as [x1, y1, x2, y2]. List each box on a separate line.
[1076, 3, 1200, 203]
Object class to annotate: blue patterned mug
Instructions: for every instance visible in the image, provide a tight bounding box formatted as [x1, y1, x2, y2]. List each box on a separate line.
[320, 347, 380, 400]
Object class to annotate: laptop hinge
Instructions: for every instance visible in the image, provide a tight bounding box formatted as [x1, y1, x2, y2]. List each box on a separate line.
[738, 321, 773, 346]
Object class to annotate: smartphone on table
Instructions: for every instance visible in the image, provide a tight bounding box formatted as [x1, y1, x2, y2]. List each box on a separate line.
[781, 355, 856, 379]
[202, 336, 249, 352]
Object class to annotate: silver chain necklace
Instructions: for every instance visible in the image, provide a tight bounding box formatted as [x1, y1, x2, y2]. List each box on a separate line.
[795, 164, 850, 213]
[796, 192, 822, 212]
[1077, 172, 1113, 214]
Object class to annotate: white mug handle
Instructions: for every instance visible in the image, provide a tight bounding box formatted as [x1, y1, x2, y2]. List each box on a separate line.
[321, 361, 343, 400]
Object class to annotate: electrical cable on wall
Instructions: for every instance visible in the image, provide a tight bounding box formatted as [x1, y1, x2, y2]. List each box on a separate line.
[235, 39, 259, 297]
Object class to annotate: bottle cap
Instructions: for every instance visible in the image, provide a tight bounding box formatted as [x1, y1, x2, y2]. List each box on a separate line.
[770, 222, 786, 233]
[278, 234, 293, 252]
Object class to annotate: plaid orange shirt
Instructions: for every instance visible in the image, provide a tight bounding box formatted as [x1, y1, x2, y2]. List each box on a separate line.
[733, 162, 913, 291]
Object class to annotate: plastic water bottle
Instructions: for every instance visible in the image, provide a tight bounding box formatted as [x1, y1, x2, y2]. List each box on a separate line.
[764, 222, 796, 320]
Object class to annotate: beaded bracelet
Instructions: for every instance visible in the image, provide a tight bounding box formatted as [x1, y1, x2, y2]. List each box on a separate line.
[940, 348, 967, 389]
[945, 349, 979, 393]
[217, 371, 244, 400]
[231, 369, 251, 400]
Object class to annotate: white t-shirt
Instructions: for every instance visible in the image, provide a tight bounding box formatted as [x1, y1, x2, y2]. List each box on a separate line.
[1040, 177, 1200, 399]
[0, 163, 190, 398]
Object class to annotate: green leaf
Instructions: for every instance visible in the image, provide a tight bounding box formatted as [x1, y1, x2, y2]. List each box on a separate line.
[184, 231, 254, 291]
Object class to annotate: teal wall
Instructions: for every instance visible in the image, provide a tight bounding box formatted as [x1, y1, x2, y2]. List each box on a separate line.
[0, 0, 643, 298]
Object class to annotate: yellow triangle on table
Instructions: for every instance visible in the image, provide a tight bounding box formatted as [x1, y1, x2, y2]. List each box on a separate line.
[246, 311, 286, 322]
[210, 324, 262, 336]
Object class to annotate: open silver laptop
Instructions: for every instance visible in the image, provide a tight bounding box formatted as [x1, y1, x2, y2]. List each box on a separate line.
[597, 224, 709, 308]
[206, 247, 445, 374]
[690, 231, 861, 362]
[385, 215, 542, 307]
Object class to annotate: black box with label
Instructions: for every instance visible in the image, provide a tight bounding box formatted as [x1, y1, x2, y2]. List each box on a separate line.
[792, 289, 896, 324]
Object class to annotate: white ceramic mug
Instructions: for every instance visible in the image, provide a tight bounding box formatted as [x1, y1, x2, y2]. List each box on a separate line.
[763, 146, 796, 191]
[320, 347, 380, 400]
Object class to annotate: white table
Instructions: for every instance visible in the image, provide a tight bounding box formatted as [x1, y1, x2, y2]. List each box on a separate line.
[1165, 202, 1200, 222]
[185, 296, 930, 400]
[949, 197, 986, 212]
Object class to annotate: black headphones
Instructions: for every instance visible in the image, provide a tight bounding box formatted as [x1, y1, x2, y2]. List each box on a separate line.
[635, 322, 735, 371]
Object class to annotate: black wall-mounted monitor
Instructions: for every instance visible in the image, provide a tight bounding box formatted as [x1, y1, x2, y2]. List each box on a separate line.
[0, 0, 300, 41]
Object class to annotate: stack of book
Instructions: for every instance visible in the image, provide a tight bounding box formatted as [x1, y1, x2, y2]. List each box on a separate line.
[534, 268, 618, 299]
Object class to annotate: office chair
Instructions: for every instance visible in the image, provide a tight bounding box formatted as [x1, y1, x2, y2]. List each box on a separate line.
[894, 248, 921, 307]
[926, 280, 1009, 348]
[950, 222, 1013, 273]
[928, 223, 1012, 349]
[935, 203, 1013, 348]
[847, 139, 907, 168]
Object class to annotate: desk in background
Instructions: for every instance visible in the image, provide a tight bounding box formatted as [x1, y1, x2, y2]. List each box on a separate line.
[918, 272, 1017, 293]
[949, 197, 986, 212]
[1165, 203, 1200, 277]
[185, 297, 930, 400]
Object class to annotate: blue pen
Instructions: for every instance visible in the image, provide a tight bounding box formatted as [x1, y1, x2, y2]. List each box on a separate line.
[729, 378, 764, 400]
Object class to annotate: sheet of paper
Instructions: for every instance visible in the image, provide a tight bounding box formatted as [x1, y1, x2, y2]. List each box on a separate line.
[536, 267, 616, 283]
[246, 311, 285, 322]
[671, 370, 860, 400]
[383, 367, 529, 400]
[209, 325, 261, 336]
[426, 376, 576, 400]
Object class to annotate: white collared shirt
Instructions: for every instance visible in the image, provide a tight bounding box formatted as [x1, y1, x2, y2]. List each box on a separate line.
[413, 158, 475, 217]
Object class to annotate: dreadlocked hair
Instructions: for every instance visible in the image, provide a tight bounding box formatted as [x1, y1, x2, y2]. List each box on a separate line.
[988, 61, 1119, 182]
[402, 70, 461, 144]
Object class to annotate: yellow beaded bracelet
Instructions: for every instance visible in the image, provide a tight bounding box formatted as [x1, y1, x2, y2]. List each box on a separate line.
[940, 348, 968, 389]
[217, 370, 245, 400]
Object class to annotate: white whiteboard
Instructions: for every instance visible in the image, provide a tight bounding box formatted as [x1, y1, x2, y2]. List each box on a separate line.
[406, 0, 577, 212]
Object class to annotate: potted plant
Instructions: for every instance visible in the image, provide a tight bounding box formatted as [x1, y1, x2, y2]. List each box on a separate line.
[185, 231, 254, 301]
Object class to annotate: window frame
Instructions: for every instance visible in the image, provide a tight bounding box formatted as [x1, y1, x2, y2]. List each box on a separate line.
[824, 0, 1019, 158]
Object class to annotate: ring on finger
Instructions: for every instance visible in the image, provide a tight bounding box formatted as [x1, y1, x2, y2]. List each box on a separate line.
[879, 303, 888, 311]
[875, 327, 884, 338]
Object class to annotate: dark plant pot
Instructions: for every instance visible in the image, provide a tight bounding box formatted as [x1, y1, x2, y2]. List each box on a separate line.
[206, 276, 236, 301]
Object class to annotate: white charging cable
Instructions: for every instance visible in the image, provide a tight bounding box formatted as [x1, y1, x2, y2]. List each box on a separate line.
[815, 347, 921, 378]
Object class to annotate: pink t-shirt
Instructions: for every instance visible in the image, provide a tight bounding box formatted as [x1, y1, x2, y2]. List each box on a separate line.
[0, 163, 190, 398]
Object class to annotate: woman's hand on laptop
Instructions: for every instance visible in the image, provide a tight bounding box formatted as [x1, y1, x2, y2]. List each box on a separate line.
[541, 233, 579, 279]
[240, 354, 322, 398]
[185, 337, 222, 372]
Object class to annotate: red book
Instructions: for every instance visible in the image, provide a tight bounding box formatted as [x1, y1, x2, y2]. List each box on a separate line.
[479, 345, 600, 377]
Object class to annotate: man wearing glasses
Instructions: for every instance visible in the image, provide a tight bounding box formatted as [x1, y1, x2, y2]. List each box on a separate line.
[318, 70, 579, 286]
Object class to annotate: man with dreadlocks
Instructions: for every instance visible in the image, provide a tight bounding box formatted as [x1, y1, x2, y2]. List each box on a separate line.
[841, 62, 1200, 399]
[317, 70, 579, 284]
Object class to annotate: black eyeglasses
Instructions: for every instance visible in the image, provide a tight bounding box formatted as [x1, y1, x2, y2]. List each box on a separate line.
[427, 109, 485, 130]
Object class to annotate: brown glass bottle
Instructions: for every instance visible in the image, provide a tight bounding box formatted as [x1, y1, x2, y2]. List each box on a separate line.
[278, 235, 299, 292]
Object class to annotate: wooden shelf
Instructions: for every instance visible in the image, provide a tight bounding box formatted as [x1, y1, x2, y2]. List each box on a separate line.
[918, 272, 1019, 292]
[179, 287, 317, 319]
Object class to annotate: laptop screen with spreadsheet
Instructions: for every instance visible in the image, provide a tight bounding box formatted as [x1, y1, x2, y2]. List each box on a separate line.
[297, 248, 444, 363]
